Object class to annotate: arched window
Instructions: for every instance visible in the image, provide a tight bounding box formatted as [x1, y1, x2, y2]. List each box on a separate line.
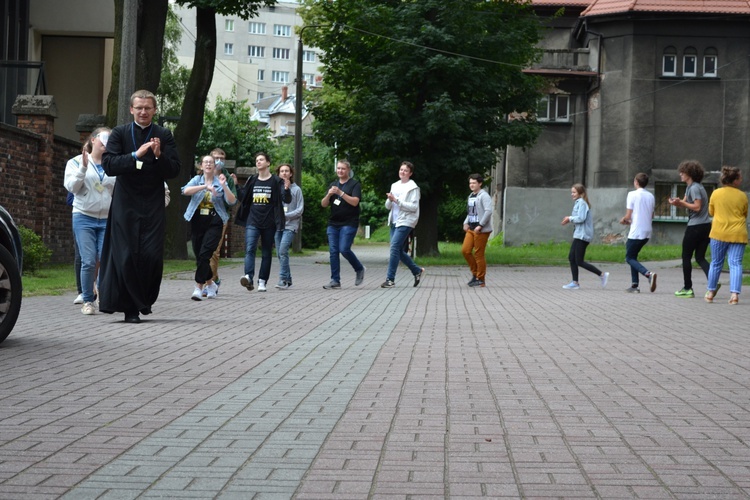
[662, 47, 677, 76]
[704, 47, 718, 77]
[683, 47, 697, 77]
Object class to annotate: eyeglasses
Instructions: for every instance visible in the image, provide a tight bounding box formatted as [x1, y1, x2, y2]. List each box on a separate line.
[132, 107, 155, 112]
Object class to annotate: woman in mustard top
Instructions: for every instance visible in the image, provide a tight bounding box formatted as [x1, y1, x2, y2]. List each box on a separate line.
[705, 166, 748, 304]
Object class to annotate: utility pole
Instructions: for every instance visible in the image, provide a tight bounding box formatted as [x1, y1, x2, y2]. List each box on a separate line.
[118, 0, 137, 124]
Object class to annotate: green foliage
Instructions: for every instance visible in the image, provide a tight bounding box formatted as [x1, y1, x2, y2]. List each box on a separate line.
[438, 194, 468, 242]
[359, 190, 388, 229]
[17, 226, 51, 275]
[196, 92, 275, 166]
[157, 5, 191, 120]
[300, 0, 546, 254]
[300, 173, 329, 249]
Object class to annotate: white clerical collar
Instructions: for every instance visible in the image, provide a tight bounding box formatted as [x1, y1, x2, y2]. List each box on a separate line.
[133, 121, 152, 129]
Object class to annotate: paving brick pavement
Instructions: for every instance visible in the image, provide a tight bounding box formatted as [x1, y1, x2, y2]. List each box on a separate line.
[1, 245, 750, 499]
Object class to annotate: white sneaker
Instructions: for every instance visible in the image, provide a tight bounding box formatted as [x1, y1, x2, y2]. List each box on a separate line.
[81, 302, 96, 315]
[191, 287, 203, 301]
[206, 283, 218, 299]
[258, 279, 267, 292]
[600, 272, 609, 288]
[74, 293, 84, 305]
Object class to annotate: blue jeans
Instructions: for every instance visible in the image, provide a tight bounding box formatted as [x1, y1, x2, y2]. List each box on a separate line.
[707, 239, 746, 294]
[73, 213, 107, 302]
[326, 225, 363, 283]
[387, 225, 421, 281]
[275, 229, 295, 283]
[244, 225, 276, 282]
[625, 238, 650, 285]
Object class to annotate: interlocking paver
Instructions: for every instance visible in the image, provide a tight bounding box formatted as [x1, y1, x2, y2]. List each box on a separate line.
[2, 248, 750, 498]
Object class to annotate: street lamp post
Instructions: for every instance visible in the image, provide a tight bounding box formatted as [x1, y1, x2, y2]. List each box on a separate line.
[293, 25, 324, 252]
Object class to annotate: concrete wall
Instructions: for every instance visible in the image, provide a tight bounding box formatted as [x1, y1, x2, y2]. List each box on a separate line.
[502, 187, 708, 247]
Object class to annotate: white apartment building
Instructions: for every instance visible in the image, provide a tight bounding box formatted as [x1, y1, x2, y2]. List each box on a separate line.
[172, 0, 323, 107]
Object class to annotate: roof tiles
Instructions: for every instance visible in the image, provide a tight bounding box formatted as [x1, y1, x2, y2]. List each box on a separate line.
[532, 0, 750, 15]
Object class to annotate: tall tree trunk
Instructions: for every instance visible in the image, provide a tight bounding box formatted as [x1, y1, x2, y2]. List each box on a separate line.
[106, 0, 123, 128]
[166, 6, 217, 259]
[107, 0, 168, 123]
[415, 186, 441, 257]
[136, 0, 169, 92]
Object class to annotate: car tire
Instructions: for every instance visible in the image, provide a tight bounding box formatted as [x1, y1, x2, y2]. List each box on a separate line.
[0, 243, 22, 344]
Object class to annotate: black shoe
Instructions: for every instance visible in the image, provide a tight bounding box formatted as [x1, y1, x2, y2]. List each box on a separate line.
[468, 279, 485, 288]
[381, 280, 395, 288]
[468, 276, 478, 286]
[124, 312, 141, 323]
[414, 268, 425, 287]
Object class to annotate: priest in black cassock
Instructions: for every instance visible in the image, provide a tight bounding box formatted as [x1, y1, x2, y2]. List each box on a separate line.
[100, 90, 181, 323]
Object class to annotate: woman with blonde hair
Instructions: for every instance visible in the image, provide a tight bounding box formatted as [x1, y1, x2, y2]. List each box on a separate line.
[705, 166, 747, 304]
[561, 183, 609, 289]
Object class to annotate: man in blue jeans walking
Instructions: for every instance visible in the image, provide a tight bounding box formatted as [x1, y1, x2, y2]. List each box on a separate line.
[619, 172, 657, 293]
[381, 161, 424, 288]
[321, 160, 365, 289]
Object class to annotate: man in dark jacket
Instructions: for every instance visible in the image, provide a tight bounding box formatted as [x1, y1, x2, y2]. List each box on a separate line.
[100, 90, 181, 323]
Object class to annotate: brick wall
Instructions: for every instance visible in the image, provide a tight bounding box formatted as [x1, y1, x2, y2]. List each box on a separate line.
[0, 98, 85, 265]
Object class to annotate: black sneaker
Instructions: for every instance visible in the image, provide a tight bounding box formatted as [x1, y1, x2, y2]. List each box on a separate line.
[468, 276, 478, 286]
[414, 268, 424, 287]
[468, 279, 485, 288]
[381, 280, 395, 288]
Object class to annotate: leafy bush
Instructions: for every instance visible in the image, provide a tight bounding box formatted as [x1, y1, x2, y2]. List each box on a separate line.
[359, 190, 388, 229]
[300, 173, 329, 249]
[17, 225, 51, 274]
[437, 195, 468, 242]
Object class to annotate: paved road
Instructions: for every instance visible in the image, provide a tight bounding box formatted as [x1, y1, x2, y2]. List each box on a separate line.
[2, 246, 750, 499]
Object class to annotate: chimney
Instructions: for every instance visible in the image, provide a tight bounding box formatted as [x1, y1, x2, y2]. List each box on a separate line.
[281, 86, 288, 101]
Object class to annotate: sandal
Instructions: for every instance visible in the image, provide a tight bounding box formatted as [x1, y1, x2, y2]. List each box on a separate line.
[729, 294, 739, 305]
[705, 291, 715, 303]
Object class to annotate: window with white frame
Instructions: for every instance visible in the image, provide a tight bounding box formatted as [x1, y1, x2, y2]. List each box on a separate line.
[272, 48, 290, 60]
[304, 73, 315, 87]
[662, 47, 677, 76]
[224, 43, 234, 55]
[225, 19, 234, 32]
[704, 49, 718, 77]
[249, 22, 266, 34]
[274, 24, 292, 37]
[683, 48, 697, 77]
[257, 92, 264, 99]
[258, 69, 265, 81]
[272, 71, 289, 83]
[248, 45, 265, 58]
[536, 94, 570, 122]
[654, 182, 715, 220]
[303, 51, 316, 63]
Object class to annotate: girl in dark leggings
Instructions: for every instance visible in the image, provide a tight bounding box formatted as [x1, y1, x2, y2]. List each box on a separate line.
[561, 184, 609, 289]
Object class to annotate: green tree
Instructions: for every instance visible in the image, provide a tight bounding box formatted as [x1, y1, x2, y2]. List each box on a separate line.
[196, 93, 275, 165]
[301, 0, 545, 255]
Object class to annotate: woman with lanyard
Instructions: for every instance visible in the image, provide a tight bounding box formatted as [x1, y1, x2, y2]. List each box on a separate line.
[64, 127, 115, 315]
[181, 155, 237, 300]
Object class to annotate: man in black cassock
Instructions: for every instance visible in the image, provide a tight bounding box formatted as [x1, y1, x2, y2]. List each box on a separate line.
[100, 90, 181, 323]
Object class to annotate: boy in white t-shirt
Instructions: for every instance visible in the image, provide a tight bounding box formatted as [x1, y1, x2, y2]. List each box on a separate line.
[619, 173, 657, 293]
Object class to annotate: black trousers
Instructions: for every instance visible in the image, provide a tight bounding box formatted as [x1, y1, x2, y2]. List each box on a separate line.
[568, 238, 601, 282]
[682, 222, 711, 290]
[191, 211, 224, 285]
